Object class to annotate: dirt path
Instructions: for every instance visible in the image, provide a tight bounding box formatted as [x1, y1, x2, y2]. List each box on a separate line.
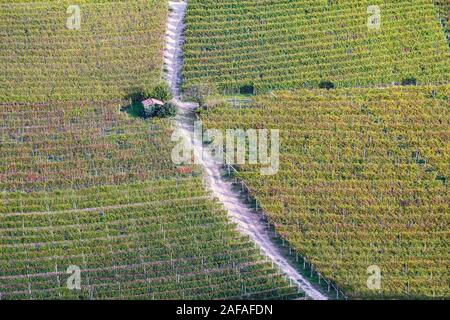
[164, 0, 328, 300]
[164, 0, 187, 97]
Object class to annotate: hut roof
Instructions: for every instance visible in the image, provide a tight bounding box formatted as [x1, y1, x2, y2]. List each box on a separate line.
[142, 98, 164, 107]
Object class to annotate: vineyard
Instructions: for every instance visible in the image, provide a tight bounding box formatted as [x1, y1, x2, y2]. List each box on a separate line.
[0, 100, 300, 299]
[200, 85, 449, 299]
[183, 0, 449, 93]
[0, 0, 167, 102]
[0, 101, 178, 192]
[0, 0, 301, 300]
[1, 0, 449, 302]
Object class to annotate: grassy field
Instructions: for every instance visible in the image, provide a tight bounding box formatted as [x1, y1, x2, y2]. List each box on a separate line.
[183, 0, 449, 94]
[0, 0, 167, 102]
[200, 85, 449, 298]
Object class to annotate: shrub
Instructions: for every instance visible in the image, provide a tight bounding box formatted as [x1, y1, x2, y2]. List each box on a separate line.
[156, 102, 177, 118]
[240, 84, 254, 95]
[319, 81, 335, 90]
[142, 102, 177, 119]
[142, 105, 159, 118]
[144, 82, 172, 101]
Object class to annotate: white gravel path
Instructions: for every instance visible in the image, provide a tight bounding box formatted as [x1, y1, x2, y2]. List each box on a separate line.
[163, 0, 328, 300]
[164, 1, 187, 97]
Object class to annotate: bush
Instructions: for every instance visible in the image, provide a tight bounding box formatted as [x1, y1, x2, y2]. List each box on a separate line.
[144, 82, 172, 101]
[240, 84, 254, 95]
[319, 80, 335, 90]
[142, 102, 177, 119]
[156, 102, 177, 118]
[142, 105, 159, 118]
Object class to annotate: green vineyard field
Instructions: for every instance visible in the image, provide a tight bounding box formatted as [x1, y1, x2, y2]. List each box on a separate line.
[200, 85, 449, 298]
[0, 0, 167, 103]
[0, 0, 300, 300]
[1, 0, 449, 301]
[183, 0, 449, 94]
[0, 100, 300, 299]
